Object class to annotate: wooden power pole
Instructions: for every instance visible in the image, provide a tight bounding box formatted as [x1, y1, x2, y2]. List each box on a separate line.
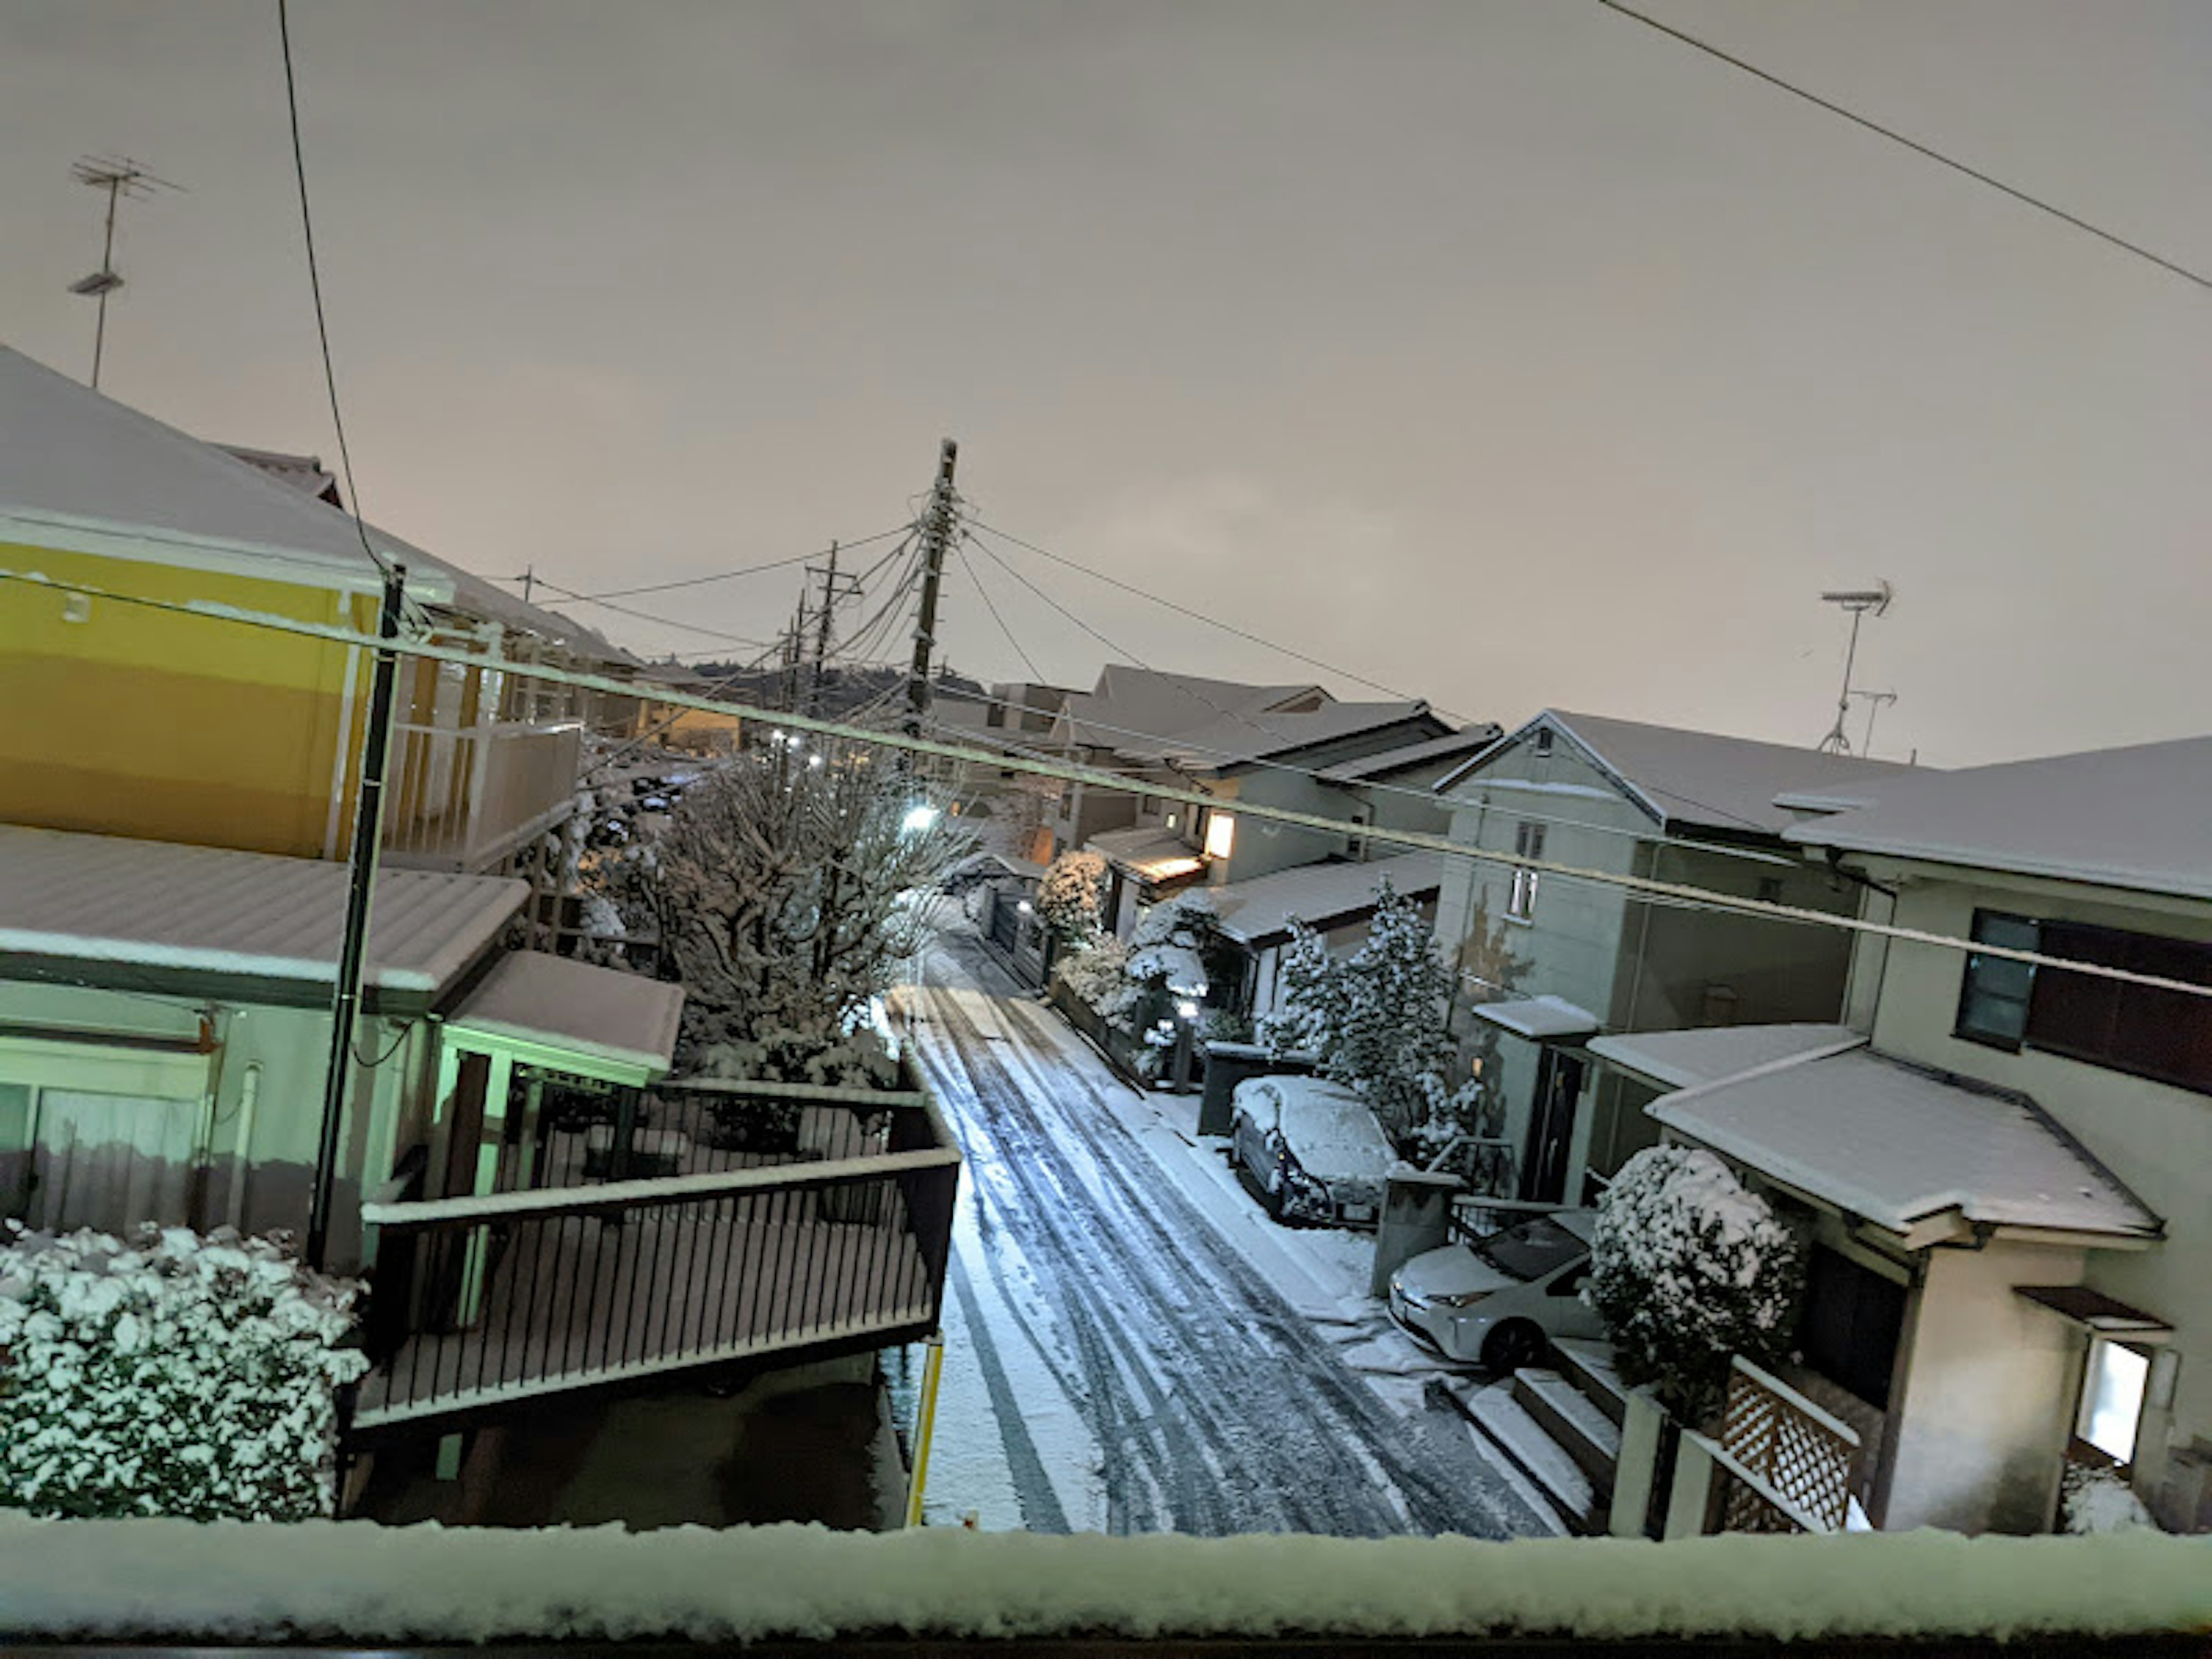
[904, 439, 959, 747]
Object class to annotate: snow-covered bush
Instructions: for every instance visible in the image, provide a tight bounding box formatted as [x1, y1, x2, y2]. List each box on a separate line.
[1584, 1146, 1804, 1423]
[2062, 1462, 2155, 1535]
[0, 1224, 367, 1521]
[1125, 893, 1225, 997]
[1260, 878, 1487, 1150]
[1036, 850, 1108, 947]
[1053, 934, 1141, 1030]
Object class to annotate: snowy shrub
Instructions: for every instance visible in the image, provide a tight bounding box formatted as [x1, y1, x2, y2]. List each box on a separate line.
[1260, 879, 1488, 1152]
[2062, 1462, 2155, 1535]
[1053, 934, 1141, 1031]
[1036, 850, 1109, 946]
[0, 1224, 368, 1521]
[1124, 893, 1226, 997]
[1584, 1146, 1805, 1423]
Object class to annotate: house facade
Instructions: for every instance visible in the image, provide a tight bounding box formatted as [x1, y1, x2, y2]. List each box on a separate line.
[1429, 711, 1912, 1205]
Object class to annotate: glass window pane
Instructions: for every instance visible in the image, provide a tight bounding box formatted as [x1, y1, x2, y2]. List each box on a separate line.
[2080, 1339, 2150, 1463]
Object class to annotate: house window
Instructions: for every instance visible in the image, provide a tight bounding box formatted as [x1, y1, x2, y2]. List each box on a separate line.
[1955, 911, 2039, 1050]
[1346, 806, 1372, 862]
[1507, 821, 1545, 923]
[1532, 728, 1554, 757]
[1956, 910, 2212, 1094]
[2078, 1338, 2152, 1463]
[1204, 811, 1237, 861]
[1799, 1244, 1907, 1410]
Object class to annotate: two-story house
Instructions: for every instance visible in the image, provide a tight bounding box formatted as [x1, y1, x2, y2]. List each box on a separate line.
[0, 349, 957, 1459]
[1429, 710, 1914, 1206]
[1583, 736, 2205, 1536]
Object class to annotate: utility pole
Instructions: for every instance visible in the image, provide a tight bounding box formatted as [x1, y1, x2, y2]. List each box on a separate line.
[68, 156, 181, 391]
[308, 562, 407, 1271]
[806, 541, 863, 719]
[904, 440, 960, 749]
[1816, 582, 1893, 753]
[517, 565, 536, 604]
[777, 603, 805, 714]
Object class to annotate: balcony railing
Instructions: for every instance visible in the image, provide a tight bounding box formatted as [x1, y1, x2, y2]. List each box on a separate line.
[350, 1087, 960, 1436]
[381, 719, 584, 873]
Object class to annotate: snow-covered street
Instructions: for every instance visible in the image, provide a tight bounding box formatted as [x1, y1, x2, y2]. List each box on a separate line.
[893, 922, 1550, 1539]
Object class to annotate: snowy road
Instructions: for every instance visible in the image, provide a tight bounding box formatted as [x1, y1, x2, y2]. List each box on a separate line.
[896, 925, 1547, 1539]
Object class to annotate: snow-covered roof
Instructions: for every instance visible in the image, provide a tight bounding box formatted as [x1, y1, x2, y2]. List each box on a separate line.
[1317, 726, 1502, 782]
[1782, 735, 2212, 902]
[0, 825, 525, 1010]
[0, 347, 631, 664]
[1086, 825, 1205, 880]
[445, 949, 684, 1082]
[1440, 710, 1918, 837]
[1055, 665, 1324, 755]
[1588, 1024, 1862, 1090]
[1119, 700, 1442, 772]
[1648, 1038, 2160, 1241]
[1471, 995, 1599, 1040]
[1210, 853, 1442, 945]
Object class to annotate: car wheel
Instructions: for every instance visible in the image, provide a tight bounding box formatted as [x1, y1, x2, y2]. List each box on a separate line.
[1481, 1319, 1548, 1376]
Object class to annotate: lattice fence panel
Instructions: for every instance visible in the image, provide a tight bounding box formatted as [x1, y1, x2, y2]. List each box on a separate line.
[1719, 1358, 1858, 1532]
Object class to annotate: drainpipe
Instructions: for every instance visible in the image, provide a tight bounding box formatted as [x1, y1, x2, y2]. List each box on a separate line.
[226, 1062, 262, 1233]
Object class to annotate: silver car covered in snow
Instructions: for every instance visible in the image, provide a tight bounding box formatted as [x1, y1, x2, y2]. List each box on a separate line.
[1228, 1075, 1394, 1228]
[1388, 1209, 1605, 1373]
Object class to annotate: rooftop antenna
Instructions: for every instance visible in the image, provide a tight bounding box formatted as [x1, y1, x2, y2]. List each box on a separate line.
[1849, 687, 1899, 757]
[1816, 582, 1892, 753]
[69, 154, 183, 391]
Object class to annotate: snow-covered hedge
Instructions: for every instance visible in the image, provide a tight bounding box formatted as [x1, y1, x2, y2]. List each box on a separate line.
[1584, 1146, 1804, 1422]
[2062, 1462, 2155, 1535]
[0, 1225, 368, 1522]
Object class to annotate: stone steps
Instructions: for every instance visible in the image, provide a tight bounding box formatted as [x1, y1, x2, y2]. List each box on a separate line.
[1513, 1367, 1621, 1498]
[1461, 1384, 1598, 1533]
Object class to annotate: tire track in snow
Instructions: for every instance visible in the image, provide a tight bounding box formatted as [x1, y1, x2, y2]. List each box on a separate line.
[907, 929, 1544, 1539]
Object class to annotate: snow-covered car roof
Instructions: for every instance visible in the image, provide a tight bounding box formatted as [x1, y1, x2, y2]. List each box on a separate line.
[1234, 1075, 1394, 1184]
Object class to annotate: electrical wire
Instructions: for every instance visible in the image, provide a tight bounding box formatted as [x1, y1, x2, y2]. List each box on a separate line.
[525, 578, 778, 649]
[275, 0, 438, 634]
[952, 539, 1046, 683]
[968, 518, 1479, 725]
[1595, 0, 2211, 293]
[6, 563, 2204, 1004]
[536, 524, 915, 603]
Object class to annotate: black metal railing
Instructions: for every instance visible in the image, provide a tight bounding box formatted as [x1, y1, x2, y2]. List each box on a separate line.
[354, 1105, 959, 1431]
[494, 1075, 929, 1195]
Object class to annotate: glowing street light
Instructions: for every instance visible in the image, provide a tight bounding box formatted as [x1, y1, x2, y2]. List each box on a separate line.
[902, 804, 941, 834]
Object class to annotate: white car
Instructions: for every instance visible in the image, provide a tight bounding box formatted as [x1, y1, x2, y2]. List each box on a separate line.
[1228, 1075, 1395, 1229]
[1388, 1209, 1605, 1373]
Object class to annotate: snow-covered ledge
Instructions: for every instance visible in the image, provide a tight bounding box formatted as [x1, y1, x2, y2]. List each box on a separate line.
[0, 1518, 2205, 1644]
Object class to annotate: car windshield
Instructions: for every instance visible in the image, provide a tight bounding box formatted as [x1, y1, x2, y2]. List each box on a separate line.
[1472, 1216, 1585, 1282]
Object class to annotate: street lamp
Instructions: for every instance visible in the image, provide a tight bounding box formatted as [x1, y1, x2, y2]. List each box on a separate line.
[902, 804, 942, 835]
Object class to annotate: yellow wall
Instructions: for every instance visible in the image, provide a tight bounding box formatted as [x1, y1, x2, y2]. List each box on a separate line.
[634, 698, 741, 753]
[0, 543, 373, 858]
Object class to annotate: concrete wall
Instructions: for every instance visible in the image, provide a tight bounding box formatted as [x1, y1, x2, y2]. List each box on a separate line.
[1884, 1238, 2087, 1534]
[1213, 768, 1357, 884]
[1862, 865, 2212, 1518]
[0, 978, 429, 1272]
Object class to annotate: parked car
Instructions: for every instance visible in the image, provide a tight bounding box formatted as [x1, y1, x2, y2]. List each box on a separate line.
[1228, 1075, 1394, 1229]
[1387, 1209, 1605, 1373]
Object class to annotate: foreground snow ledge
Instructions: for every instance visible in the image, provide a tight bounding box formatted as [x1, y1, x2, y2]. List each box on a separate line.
[1, 1519, 2206, 1643]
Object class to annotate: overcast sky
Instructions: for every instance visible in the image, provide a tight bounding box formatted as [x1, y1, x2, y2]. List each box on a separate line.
[3, 1, 2206, 766]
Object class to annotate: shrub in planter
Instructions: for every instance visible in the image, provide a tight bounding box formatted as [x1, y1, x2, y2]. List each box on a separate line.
[0, 1223, 368, 1521]
[1584, 1146, 1804, 1423]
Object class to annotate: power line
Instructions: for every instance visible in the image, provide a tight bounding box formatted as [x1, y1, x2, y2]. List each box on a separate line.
[1594, 0, 2212, 293]
[524, 577, 778, 649]
[275, 0, 406, 596]
[534, 525, 914, 603]
[952, 538, 1046, 684]
[968, 518, 1478, 723]
[13, 562, 2203, 1005]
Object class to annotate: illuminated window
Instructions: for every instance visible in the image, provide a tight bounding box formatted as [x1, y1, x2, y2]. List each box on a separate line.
[2078, 1338, 2150, 1463]
[1508, 821, 1544, 922]
[1204, 810, 1236, 861]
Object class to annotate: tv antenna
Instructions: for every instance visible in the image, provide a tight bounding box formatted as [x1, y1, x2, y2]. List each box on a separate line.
[1816, 582, 1892, 753]
[68, 154, 183, 390]
[1849, 687, 1899, 757]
